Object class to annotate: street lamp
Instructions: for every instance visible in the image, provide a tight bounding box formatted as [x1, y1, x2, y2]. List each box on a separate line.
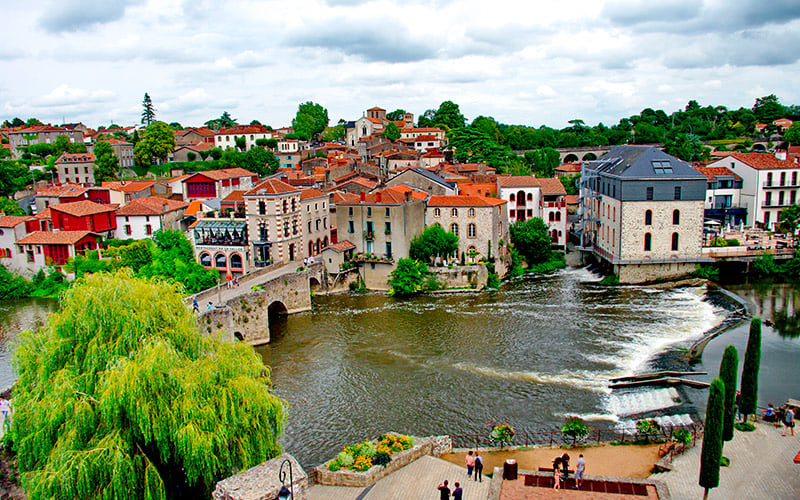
[277, 458, 293, 499]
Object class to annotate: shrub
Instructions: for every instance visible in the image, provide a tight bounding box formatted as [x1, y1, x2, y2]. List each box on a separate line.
[672, 428, 692, 446]
[599, 274, 619, 286]
[486, 272, 501, 289]
[561, 417, 590, 445]
[372, 451, 391, 467]
[636, 419, 661, 443]
[734, 422, 755, 432]
[327, 460, 341, 472]
[336, 452, 354, 468]
[490, 423, 515, 448]
[693, 265, 720, 279]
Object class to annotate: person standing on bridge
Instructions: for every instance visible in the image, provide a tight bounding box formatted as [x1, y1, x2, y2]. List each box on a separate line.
[192, 297, 199, 313]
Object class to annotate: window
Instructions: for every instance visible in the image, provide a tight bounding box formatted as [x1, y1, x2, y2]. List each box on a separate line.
[385, 207, 390, 217]
[779, 191, 785, 206]
[527, 193, 532, 201]
[672, 209, 680, 225]
[644, 233, 652, 252]
[652, 161, 673, 174]
[283, 200, 288, 212]
[767, 173, 773, 186]
[348, 220, 354, 233]
[451, 208, 458, 217]
[765, 192, 772, 206]
[781, 172, 786, 186]
[349, 207, 353, 216]
[450, 223, 459, 235]
[793, 172, 798, 186]
[764, 212, 771, 225]
[791, 191, 797, 205]
[324, 217, 327, 228]
[646, 187, 654, 200]
[367, 207, 372, 217]
[308, 221, 312, 232]
[259, 201, 266, 215]
[215, 253, 227, 268]
[468, 223, 476, 237]
[145, 224, 152, 235]
[674, 186, 681, 200]
[230, 253, 243, 269]
[510, 193, 515, 201]
[385, 222, 391, 234]
[316, 219, 320, 231]
[671, 233, 679, 251]
[125, 225, 132, 235]
[284, 221, 289, 237]
[509, 209, 515, 218]
[434, 208, 441, 217]
[468, 208, 475, 217]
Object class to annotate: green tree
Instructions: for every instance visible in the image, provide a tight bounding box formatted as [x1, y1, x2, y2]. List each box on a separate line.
[388, 258, 428, 297]
[11, 271, 286, 499]
[93, 140, 120, 183]
[753, 94, 784, 124]
[386, 109, 407, 121]
[292, 101, 329, 140]
[168, 122, 182, 130]
[134, 121, 176, 166]
[417, 109, 436, 128]
[209, 147, 223, 161]
[719, 345, 739, 443]
[205, 112, 237, 130]
[664, 133, 710, 161]
[138, 229, 217, 294]
[699, 378, 725, 499]
[0, 264, 33, 299]
[141, 92, 156, 126]
[234, 136, 247, 151]
[0, 196, 25, 215]
[526, 147, 560, 177]
[509, 217, 552, 265]
[559, 173, 580, 195]
[320, 124, 345, 142]
[785, 122, 800, 146]
[433, 100, 466, 130]
[381, 122, 401, 142]
[778, 204, 800, 233]
[739, 318, 761, 421]
[409, 224, 459, 262]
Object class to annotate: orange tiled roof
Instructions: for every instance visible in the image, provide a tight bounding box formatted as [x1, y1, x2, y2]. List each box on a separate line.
[188, 168, 255, 181]
[367, 107, 385, 112]
[17, 231, 97, 245]
[50, 200, 116, 217]
[244, 179, 298, 196]
[401, 127, 444, 134]
[36, 183, 88, 197]
[300, 188, 326, 200]
[55, 152, 95, 163]
[168, 174, 192, 183]
[35, 208, 52, 220]
[101, 180, 159, 192]
[537, 178, 567, 195]
[497, 175, 540, 187]
[457, 183, 497, 197]
[732, 152, 797, 170]
[555, 162, 582, 173]
[328, 240, 356, 252]
[692, 166, 742, 181]
[185, 200, 205, 216]
[0, 215, 29, 228]
[216, 124, 271, 135]
[115, 197, 188, 216]
[221, 190, 246, 203]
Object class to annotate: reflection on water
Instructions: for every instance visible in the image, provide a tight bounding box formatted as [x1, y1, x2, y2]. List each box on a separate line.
[773, 310, 800, 339]
[0, 297, 58, 389]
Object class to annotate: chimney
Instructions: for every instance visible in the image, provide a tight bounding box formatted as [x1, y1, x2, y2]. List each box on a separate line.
[775, 151, 787, 161]
[376, 190, 382, 203]
[404, 190, 412, 202]
[281, 176, 288, 183]
[360, 189, 366, 202]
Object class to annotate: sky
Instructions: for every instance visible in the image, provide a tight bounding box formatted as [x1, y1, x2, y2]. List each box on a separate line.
[2, 0, 800, 130]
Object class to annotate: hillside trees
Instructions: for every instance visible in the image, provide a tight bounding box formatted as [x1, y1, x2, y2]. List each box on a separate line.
[292, 101, 329, 140]
[93, 140, 119, 183]
[11, 272, 286, 499]
[134, 121, 176, 166]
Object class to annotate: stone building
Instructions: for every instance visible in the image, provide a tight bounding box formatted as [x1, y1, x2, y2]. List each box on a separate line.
[8, 125, 83, 158]
[55, 152, 96, 185]
[426, 195, 509, 274]
[496, 175, 568, 247]
[579, 146, 707, 283]
[300, 188, 331, 257]
[243, 179, 303, 266]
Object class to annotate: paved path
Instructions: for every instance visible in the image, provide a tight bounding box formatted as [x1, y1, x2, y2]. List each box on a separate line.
[192, 260, 303, 310]
[307, 455, 491, 500]
[652, 421, 800, 499]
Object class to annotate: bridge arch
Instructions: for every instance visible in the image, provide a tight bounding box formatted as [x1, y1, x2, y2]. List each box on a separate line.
[564, 153, 579, 163]
[267, 300, 288, 339]
[582, 152, 597, 161]
[309, 276, 321, 293]
[752, 143, 766, 151]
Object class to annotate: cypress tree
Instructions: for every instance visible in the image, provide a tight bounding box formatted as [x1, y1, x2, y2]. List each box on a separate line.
[699, 378, 725, 499]
[719, 345, 738, 442]
[739, 318, 761, 421]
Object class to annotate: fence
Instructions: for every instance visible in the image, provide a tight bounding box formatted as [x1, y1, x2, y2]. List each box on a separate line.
[449, 423, 703, 450]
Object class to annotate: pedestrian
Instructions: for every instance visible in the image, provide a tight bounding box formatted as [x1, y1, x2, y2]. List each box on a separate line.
[192, 297, 199, 313]
[437, 479, 450, 500]
[233, 276, 239, 288]
[0, 398, 10, 428]
[575, 454, 586, 489]
[207, 302, 213, 311]
[452, 482, 462, 500]
[782, 408, 795, 436]
[735, 391, 742, 422]
[553, 465, 561, 489]
[474, 452, 483, 483]
[465, 450, 474, 480]
[763, 403, 777, 422]
[561, 453, 570, 486]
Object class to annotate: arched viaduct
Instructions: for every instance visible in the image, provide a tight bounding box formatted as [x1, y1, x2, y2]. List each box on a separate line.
[197, 262, 327, 345]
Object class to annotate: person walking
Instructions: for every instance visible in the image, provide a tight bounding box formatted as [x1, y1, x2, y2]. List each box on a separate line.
[473, 452, 484, 483]
[561, 453, 570, 486]
[206, 302, 213, 311]
[452, 482, 463, 500]
[782, 408, 795, 436]
[465, 450, 474, 480]
[735, 391, 742, 422]
[437, 479, 450, 500]
[192, 297, 199, 313]
[575, 454, 586, 489]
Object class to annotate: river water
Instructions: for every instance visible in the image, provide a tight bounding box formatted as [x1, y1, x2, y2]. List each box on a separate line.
[2, 268, 798, 468]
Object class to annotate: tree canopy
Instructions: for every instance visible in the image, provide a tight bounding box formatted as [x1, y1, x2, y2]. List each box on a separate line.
[134, 121, 176, 166]
[141, 93, 156, 126]
[11, 271, 286, 499]
[409, 224, 459, 262]
[785, 122, 800, 146]
[291, 101, 329, 140]
[509, 217, 552, 265]
[381, 122, 401, 142]
[388, 258, 428, 297]
[93, 140, 120, 183]
[699, 377, 725, 497]
[204, 112, 237, 130]
[778, 204, 800, 234]
[386, 109, 407, 121]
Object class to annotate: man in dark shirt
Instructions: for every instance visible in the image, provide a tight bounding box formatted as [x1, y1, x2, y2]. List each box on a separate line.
[452, 482, 463, 500]
[438, 479, 450, 499]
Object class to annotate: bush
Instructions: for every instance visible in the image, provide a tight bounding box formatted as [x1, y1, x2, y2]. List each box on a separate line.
[372, 451, 391, 467]
[388, 258, 428, 297]
[636, 419, 661, 443]
[486, 273, 501, 289]
[336, 452, 354, 468]
[693, 265, 720, 279]
[351, 456, 373, 472]
[672, 428, 692, 446]
[327, 460, 341, 471]
[562, 417, 590, 445]
[490, 423, 515, 447]
[599, 274, 619, 286]
[734, 422, 755, 432]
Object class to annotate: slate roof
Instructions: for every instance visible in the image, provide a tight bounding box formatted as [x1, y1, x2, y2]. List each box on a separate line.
[388, 168, 455, 190]
[593, 146, 706, 179]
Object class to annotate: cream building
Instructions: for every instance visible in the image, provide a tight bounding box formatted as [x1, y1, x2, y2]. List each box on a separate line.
[243, 179, 303, 266]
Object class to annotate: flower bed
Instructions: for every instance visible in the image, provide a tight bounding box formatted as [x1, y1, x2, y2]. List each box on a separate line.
[315, 434, 440, 488]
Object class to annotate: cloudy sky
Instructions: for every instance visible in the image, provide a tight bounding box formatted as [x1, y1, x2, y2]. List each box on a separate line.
[2, 0, 800, 129]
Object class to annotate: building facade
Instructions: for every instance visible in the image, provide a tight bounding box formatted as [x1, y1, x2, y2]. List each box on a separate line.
[692, 166, 747, 226]
[243, 179, 303, 267]
[300, 188, 331, 257]
[496, 176, 568, 247]
[55, 152, 96, 185]
[115, 197, 189, 240]
[580, 146, 707, 283]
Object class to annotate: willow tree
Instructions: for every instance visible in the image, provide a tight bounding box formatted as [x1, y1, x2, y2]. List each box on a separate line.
[11, 271, 286, 499]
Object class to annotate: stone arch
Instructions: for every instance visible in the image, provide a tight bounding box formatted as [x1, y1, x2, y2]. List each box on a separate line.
[199, 252, 212, 267]
[752, 143, 766, 151]
[233, 331, 245, 341]
[582, 152, 597, 161]
[564, 153, 579, 163]
[309, 277, 321, 292]
[267, 301, 289, 340]
[229, 252, 243, 270]
[214, 252, 227, 269]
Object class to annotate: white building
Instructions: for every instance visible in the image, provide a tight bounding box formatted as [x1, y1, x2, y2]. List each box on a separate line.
[0, 216, 30, 273]
[692, 166, 747, 226]
[705, 152, 800, 229]
[496, 176, 568, 247]
[214, 125, 273, 151]
[115, 197, 189, 240]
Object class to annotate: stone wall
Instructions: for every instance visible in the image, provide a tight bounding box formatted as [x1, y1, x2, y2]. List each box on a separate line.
[315, 438, 434, 488]
[615, 262, 697, 284]
[359, 261, 394, 290]
[429, 265, 488, 290]
[213, 454, 308, 500]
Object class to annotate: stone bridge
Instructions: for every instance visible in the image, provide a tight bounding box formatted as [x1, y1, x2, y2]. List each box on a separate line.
[196, 262, 327, 345]
[513, 144, 665, 164]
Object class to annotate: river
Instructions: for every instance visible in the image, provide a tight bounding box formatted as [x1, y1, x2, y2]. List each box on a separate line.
[2, 268, 798, 469]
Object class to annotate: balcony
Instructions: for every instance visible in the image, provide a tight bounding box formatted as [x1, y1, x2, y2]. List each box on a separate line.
[762, 181, 800, 188]
[541, 200, 566, 208]
[364, 230, 375, 241]
[762, 200, 796, 208]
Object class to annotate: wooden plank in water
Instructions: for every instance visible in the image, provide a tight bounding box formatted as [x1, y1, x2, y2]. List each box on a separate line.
[609, 377, 711, 389]
[609, 371, 707, 382]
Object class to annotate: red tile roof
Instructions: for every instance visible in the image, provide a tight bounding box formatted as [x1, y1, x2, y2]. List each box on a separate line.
[101, 180, 159, 192]
[300, 188, 326, 200]
[216, 124, 271, 135]
[537, 178, 567, 195]
[401, 127, 444, 134]
[55, 152, 95, 163]
[328, 240, 356, 252]
[50, 200, 116, 217]
[36, 183, 88, 197]
[221, 190, 246, 203]
[692, 166, 741, 181]
[555, 162, 582, 173]
[367, 107, 385, 112]
[115, 197, 188, 216]
[497, 175, 566, 195]
[732, 153, 797, 170]
[17, 231, 97, 245]
[244, 179, 298, 196]
[185, 200, 205, 216]
[456, 182, 498, 197]
[0, 216, 29, 228]
[185, 168, 255, 182]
